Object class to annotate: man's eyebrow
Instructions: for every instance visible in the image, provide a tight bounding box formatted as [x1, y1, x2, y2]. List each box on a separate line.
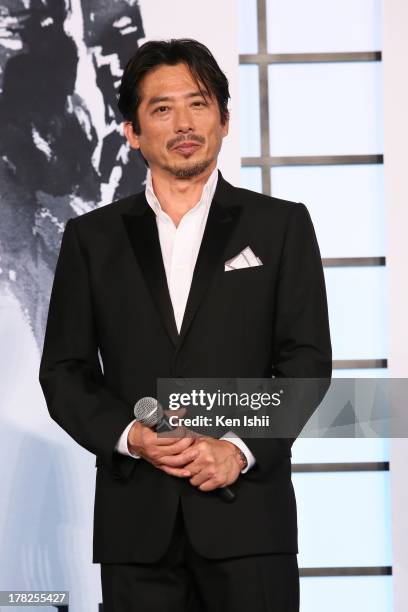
[146, 91, 210, 106]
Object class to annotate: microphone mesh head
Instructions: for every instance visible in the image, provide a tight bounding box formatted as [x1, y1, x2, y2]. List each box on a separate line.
[133, 396, 163, 427]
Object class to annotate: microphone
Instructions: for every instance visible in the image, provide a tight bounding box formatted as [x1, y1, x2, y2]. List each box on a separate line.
[133, 396, 235, 503]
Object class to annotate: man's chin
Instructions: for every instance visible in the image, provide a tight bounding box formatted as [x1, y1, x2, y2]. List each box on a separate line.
[162, 158, 214, 179]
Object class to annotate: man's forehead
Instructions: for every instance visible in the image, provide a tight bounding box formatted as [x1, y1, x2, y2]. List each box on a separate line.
[140, 63, 210, 97]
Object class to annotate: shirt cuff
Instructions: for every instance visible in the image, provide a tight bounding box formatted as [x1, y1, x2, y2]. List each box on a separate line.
[115, 419, 141, 459]
[220, 431, 256, 474]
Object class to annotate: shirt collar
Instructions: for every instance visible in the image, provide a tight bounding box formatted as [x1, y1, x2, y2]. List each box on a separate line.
[145, 167, 219, 217]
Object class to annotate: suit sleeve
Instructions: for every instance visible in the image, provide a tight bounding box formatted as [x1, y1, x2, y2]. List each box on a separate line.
[39, 218, 137, 480]
[240, 202, 332, 474]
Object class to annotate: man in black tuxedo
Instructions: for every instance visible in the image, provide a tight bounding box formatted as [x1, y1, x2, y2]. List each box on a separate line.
[39, 39, 331, 612]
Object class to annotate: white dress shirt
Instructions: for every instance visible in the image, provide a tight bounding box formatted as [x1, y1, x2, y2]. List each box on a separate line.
[115, 167, 255, 473]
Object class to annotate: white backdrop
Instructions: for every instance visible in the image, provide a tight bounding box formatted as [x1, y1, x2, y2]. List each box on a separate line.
[384, 1, 408, 610]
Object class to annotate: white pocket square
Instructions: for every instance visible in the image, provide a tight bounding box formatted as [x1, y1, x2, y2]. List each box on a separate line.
[224, 246, 263, 271]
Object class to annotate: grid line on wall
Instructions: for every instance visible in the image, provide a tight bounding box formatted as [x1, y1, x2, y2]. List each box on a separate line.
[323, 257, 385, 267]
[293, 462, 389, 473]
[333, 359, 387, 369]
[300, 566, 392, 577]
[242, 154, 383, 167]
[241, 51, 382, 64]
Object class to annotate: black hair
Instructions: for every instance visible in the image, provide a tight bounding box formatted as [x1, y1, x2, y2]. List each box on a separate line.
[117, 38, 230, 134]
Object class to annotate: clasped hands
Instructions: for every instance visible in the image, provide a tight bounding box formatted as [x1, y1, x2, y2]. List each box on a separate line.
[127, 417, 244, 492]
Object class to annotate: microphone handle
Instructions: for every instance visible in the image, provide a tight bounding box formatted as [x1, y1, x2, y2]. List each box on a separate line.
[155, 418, 236, 503]
[155, 418, 173, 433]
[217, 486, 236, 503]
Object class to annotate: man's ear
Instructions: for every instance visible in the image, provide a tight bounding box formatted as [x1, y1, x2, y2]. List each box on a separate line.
[221, 113, 230, 138]
[123, 121, 140, 150]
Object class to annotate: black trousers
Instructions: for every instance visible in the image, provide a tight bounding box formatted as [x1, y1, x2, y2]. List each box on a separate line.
[101, 502, 299, 612]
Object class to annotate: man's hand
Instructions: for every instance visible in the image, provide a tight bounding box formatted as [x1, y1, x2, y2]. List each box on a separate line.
[184, 437, 245, 492]
[127, 420, 200, 478]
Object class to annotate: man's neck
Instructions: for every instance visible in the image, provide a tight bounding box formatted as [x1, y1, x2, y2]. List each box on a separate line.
[150, 163, 216, 226]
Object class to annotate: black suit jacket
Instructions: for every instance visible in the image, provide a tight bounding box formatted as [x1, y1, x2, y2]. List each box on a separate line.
[39, 170, 332, 563]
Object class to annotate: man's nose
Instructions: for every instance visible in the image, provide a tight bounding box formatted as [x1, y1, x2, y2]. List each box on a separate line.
[173, 106, 194, 133]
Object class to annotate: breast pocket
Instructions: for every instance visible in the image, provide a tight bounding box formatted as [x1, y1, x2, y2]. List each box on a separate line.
[221, 264, 269, 294]
[223, 264, 267, 278]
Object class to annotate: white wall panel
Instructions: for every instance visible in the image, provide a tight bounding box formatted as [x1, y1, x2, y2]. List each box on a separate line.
[324, 267, 388, 360]
[240, 166, 262, 192]
[271, 165, 385, 258]
[268, 62, 383, 156]
[266, 0, 382, 53]
[300, 575, 392, 612]
[293, 437, 389, 465]
[239, 65, 261, 157]
[238, 0, 258, 54]
[295, 471, 392, 568]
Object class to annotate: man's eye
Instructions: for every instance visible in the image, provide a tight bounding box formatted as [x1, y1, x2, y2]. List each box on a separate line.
[155, 106, 169, 113]
[192, 101, 205, 107]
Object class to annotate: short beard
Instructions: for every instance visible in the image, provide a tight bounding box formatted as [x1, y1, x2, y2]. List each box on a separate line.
[162, 157, 214, 179]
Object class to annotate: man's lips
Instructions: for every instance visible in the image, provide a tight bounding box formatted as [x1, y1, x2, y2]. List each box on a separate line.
[172, 142, 202, 155]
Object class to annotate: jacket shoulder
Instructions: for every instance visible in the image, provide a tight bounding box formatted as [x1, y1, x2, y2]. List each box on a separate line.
[232, 184, 307, 218]
[68, 190, 144, 229]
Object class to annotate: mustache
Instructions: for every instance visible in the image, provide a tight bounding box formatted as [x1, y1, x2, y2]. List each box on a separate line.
[167, 134, 205, 150]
